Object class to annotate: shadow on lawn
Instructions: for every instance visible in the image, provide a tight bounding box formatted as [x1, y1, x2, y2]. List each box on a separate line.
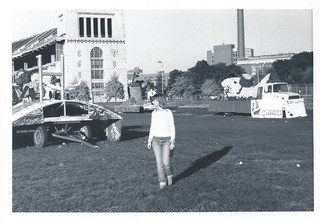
[121, 125, 149, 141]
[12, 133, 34, 149]
[174, 146, 232, 184]
[12, 133, 62, 150]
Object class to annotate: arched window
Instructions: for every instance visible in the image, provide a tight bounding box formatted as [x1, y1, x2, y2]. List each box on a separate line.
[90, 47, 104, 99]
[90, 47, 103, 80]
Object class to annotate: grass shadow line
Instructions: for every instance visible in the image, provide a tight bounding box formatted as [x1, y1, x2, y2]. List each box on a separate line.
[12, 133, 63, 150]
[173, 145, 232, 184]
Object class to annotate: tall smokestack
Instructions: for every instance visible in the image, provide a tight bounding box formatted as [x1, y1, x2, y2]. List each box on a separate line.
[237, 9, 245, 59]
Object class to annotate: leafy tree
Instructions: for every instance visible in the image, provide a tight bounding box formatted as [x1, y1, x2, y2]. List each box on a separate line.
[302, 67, 313, 83]
[289, 51, 313, 71]
[289, 67, 304, 83]
[200, 79, 221, 96]
[270, 51, 313, 84]
[73, 81, 91, 102]
[267, 67, 280, 82]
[288, 52, 313, 84]
[166, 61, 244, 99]
[167, 69, 183, 90]
[168, 74, 195, 98]
[209, 63, 243, 85]
[188, 60, 211, 77]
[188, 60, 211, 91]
[271, 59, 291, 82]
[154, 73, 164, 94]
[155, 72, 170, 95]
[186, 61, 244, 94]
[104, 75, 125, 102]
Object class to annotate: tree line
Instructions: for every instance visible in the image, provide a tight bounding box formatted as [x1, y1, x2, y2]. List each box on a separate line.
[268, 51, 313, 84]
[156, 51, 313, 99]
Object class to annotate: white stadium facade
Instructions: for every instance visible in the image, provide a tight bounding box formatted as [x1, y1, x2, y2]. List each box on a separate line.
[12, 10, 128, 103]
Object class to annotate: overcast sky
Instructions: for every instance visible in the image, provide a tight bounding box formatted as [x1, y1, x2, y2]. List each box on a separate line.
[11, 9, 312, 74]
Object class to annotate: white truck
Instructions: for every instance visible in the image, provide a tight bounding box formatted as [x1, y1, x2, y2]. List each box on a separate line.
[251, 82, 307, 118]
[209, 74, 307, 118]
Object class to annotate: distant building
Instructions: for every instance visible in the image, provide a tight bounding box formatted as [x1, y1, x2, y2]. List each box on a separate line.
[12, 9, 127, 103]
[236, 53, 295, 83]
[213, 44, 235, 65]
[207, 50, 214, 65]
[207, 44, 254, 66]
[245, 48, 254, 58]
[207, 44, 295, 84]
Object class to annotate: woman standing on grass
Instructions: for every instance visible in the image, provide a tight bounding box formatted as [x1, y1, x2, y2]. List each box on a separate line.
[147, 94, 176, 189]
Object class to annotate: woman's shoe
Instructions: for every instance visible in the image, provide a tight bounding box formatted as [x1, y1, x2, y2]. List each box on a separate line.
[159, 182, 166, 189]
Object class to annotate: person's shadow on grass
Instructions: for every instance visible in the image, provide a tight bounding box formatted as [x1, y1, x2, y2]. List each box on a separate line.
[173, 146, 232, 184]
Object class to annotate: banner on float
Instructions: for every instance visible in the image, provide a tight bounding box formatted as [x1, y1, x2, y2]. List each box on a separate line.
[251, 99, 283, 118]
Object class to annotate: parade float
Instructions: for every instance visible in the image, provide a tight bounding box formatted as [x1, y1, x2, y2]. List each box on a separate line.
[13, 55, 123, 148]
[209, 73, 307, 118]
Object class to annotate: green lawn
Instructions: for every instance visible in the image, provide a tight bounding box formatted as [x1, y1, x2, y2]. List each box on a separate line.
[12, 108, 313, 212]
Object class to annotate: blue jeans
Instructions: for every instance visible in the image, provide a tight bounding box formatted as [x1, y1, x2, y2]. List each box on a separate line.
[152, 137, 173, 183]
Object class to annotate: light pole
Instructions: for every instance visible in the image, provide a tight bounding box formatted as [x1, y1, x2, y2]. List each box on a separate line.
[157, 61, 164, 94]
[161, 71, 164, 94]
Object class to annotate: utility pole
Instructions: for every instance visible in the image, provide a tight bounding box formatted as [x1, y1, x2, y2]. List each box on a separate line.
[157, 61, 164, 94]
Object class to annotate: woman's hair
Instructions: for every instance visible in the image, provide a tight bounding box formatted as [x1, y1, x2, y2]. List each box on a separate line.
[151, 93, 167, 107]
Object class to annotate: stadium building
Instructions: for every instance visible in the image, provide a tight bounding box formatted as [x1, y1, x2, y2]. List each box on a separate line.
[12, 9, 127, 103]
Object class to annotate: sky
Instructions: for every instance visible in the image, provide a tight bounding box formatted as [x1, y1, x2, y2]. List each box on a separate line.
[11, 9, 312, 74]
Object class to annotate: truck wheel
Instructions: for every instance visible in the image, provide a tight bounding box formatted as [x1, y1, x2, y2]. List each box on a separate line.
[79, 125, 92, 140]
[33, 126, 48, 148]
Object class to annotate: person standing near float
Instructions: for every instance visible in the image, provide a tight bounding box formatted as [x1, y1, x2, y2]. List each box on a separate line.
[147, 87, 157, 101]
[147, 94, 175, 189]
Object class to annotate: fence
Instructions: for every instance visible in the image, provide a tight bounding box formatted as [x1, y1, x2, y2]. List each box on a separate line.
[288, 84, 313, 110]
[289, 84, 313, 96]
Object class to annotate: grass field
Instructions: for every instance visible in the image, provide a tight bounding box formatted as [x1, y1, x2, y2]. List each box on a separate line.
[12, 108, 313, 212]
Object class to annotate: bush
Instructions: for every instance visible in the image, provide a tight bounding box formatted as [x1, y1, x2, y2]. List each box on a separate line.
[104, 75, 125, 102]
[71, 81, 91, 102]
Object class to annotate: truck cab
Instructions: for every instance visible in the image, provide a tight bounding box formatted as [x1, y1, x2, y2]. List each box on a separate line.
[260, 82, 302, 100]
[253, 82, 307, 118]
